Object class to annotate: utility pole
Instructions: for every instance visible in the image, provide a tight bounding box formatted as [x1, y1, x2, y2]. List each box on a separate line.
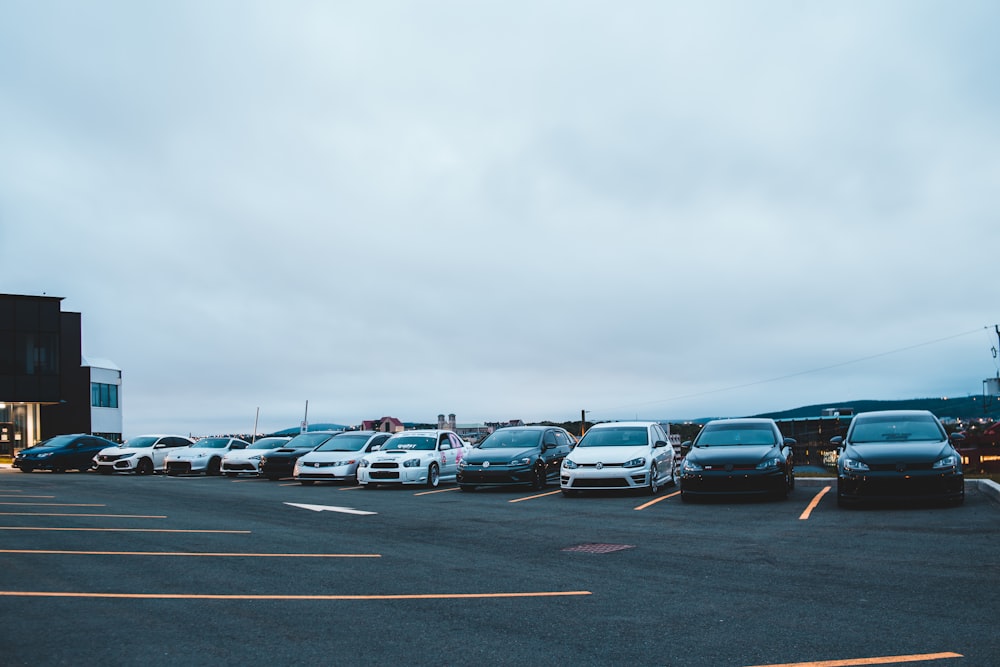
[580, 409, 587, 437]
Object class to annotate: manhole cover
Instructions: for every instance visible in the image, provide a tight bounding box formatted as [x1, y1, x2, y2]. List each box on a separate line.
[562, 543, 635, 554]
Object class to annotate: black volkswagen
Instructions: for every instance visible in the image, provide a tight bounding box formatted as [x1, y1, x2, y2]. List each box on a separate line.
[457, 425, 575, 491]
[833, 410, 964, 507]
[679, 418, 796, 502]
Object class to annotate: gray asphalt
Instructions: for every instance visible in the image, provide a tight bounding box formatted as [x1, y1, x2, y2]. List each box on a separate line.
[0, 469, 997, 667]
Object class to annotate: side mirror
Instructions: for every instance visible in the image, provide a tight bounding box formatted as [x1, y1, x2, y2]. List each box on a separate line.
[783, 437, 797, 446]
[680, 441, 693, 457]
[543, 442, 556, 450]
[653, 440, 667, 449]
[949, 432, 966, 442]
[830, 435, 843, 447]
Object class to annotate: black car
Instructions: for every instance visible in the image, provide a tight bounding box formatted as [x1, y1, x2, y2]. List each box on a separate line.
[833, 409, 965, 507]
[679, 418, 796, 502]
[258, 431, 343, 480]
[14, 434, 117, 473]
[456, 425, 575, 491]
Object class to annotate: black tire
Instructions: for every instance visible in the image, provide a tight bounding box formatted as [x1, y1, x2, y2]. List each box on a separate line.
[135, 458, 154, 476]
[18, 466, 34, 473]
[426, 463, 440, 488]
[532, 463, 547, 490]
[207, 458, 222, 476]
[78, 464, 92, 473]
[459, 484, 475, 492]
[647, 467, 660, 495]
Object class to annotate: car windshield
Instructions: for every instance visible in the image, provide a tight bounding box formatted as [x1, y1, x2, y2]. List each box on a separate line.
[285, 433, 339, 448]
[383, 435, 436, 451]
[849, 415, 946, 443]
[478, 430, 542, 449]
[315, 434, 371, 452]
[696, 423, 777, 446]
[192, 438, 229, 449]
[577, 427, 648, 447]
[247, 438, 289, 449]
[37, 435, 77, 448]
[122, 436, 158, 449]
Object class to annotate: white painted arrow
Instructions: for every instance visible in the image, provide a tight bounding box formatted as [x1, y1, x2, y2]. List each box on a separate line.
[284, 502, 377, 516]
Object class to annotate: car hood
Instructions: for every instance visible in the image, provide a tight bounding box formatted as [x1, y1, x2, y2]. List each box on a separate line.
[299, 451, 363, 463]
[465, 447, 538, 463]
[367, 449, 433, 461]
[845, 441, 951, 464]
[685, 445, 779, 465]
[97, 446, 142, 456]
[18, 446, 62, 456]
[170, 449, 218, 460]
[568, 445, 650, 465]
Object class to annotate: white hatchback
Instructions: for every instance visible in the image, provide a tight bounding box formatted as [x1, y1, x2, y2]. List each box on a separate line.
[560, 421, 676, 496]
[94, 435, 195, 475]
[357, 430, 470, 488]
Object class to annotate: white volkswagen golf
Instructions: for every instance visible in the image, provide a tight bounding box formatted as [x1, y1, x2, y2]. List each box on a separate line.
[356, 430, 469, 488]
[560, 421, 676, 496]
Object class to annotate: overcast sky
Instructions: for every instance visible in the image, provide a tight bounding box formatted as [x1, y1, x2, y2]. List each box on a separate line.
[2, 1, 998, 437]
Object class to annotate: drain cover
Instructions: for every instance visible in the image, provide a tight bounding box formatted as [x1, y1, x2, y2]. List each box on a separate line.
[562, 543, 635, 554]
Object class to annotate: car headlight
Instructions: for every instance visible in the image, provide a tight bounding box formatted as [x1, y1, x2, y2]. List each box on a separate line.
[403, 459, 421, 468]
[248, 454, 262, 461]
[358, 459, 369, 468]
[509, 457, 532, 467]
[458, 459, 469, 469]
[681, 459, 703, 473]
[756, 457, 782, 471]
[562, 459, 579, 470]
[622, 457, 646, 469]
[840, 457, 869, 473]
[331, 459, 356, 467]
[37, 452, 53, 458]
[932, 454, 960, 470]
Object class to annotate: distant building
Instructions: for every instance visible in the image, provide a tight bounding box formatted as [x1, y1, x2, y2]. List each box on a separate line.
[437, 413, 457, 431]
[0, 294, 122, 454]
[361, 416, 405, 433]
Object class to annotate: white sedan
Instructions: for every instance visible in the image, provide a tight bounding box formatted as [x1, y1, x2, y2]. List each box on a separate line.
[164, 437, 251, 476]
[220, 436, 292, 476]
[294, 431, 392, 485]
[560, 421, 676, 496]
[357, 430, 469, 488]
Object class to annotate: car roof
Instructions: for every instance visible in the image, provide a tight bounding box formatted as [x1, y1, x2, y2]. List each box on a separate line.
[387, 429, 453, 436]
[852, 410, 937, 420]
[588, 421, 658, 429]
[703, 418, 777, 426]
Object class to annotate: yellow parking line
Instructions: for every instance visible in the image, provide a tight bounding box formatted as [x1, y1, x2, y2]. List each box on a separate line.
[634, 490, 681, 510]
[0, 549, 379, 558]
[0, 590, 592, 600]
[0, 527, 250, 534]
[799, 486, 831, 521]
[744, 651, 963, 666]
[0, 513, 166, 518]
[414, 487, 461, 496]
[0, 503, 105, 507]
[509, 490, 562, 503]
[340, 486, 364, 491]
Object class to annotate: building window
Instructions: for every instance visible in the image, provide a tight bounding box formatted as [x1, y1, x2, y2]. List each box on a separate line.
[91, 383, 118, 409]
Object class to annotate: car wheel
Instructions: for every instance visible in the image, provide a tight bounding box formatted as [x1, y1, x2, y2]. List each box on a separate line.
[135, 458, 154, 476]
[667, 461, 676, 487]
[680, 491, 694, 503]
[532, 463, 547, 490]
[647, 467, 660, 495]
[207, 458, 222, 476]
[78, 464, 92, 473]
[18, 466, 34, 473]
[426, 463, 440, 488]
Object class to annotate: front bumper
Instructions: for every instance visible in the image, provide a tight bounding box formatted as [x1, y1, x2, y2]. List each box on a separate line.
[457, 464, 534, 487]
[94, 456, 138, 472]
[679, 469, 787, 496]
[221, 460, 259, 474]
[358, 465, 431, 485]
[837, 470, 964, 503]
[294, 463, 357, 483]
[560, 466, 653, 491]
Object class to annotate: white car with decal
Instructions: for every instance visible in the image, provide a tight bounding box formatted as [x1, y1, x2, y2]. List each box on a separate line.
[356, 429, 469, 488]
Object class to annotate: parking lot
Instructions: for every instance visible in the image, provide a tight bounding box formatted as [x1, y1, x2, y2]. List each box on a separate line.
[1, 469, 998, 667]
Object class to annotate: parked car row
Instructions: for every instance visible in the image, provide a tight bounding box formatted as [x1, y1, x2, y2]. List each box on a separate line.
[11, 411, 966, 507]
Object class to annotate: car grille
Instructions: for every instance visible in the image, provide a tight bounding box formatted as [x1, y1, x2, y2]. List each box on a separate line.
[98, 454, 129, 462]
[303, 462, 336, 468]
[371, 462, 399, 469]
[578, 463, 624, 469]
[369, 470, 400, 479]
[571, 478, 629, 488]
[703, 464, 756, 471]
[224, 462, 255, 471]
[167, 462, 192, 473]
[869, 462, 935, 472]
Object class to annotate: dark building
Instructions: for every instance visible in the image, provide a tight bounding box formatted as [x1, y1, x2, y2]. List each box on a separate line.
[0, 294, 121, 456]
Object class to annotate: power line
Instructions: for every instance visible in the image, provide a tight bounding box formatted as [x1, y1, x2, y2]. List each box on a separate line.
[596, 325, 994, 415]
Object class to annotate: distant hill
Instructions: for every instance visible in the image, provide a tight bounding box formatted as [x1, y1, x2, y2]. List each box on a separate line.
[753, 396, 998, 422]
